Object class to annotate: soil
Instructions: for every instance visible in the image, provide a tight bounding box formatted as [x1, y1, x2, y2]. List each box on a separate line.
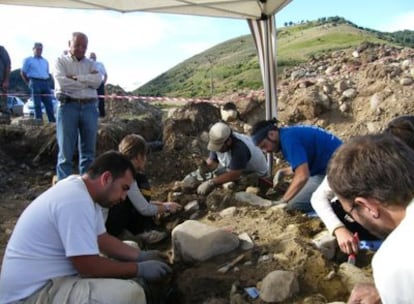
[0, 42, 413, 303]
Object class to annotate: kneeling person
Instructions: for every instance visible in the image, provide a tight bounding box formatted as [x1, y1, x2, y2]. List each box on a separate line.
[327, 134, 414, 303]
[197, 122, 268, 195]
[0, 151, 171, 304]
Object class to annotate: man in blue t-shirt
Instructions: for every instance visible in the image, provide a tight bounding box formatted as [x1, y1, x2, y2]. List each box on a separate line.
[251, 119, 342, 212]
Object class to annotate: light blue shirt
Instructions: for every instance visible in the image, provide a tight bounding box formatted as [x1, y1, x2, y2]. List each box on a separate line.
[21, 56, 50, 79]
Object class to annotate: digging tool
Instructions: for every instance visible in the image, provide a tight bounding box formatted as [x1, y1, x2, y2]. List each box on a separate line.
[217, 253, 245, 274]
[347, 232, 360, 265]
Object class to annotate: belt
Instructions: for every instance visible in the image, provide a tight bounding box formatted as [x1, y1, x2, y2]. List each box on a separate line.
[29, 77, 49, 81]
[65, 97, 96, 104]
[56, 93, 96, 104]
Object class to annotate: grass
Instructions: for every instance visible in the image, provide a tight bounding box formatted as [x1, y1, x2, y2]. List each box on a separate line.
[135, 22, 401, 98]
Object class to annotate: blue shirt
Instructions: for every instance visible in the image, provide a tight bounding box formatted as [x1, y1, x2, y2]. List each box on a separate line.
[21, 56, 50, 79]
[279, 125, 342, 176]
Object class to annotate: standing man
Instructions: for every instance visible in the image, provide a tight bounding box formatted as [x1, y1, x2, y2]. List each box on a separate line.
[54, 32, 102, 181]
[89, 52, 107, 117]
[0, 45, 11, 124]
[251, 119, 342, 212]
[20, 42, 56, 123]
[327, 134, 414, 303]
[0, 151, 171, 304]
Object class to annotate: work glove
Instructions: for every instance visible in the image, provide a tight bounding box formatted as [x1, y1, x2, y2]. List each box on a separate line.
[197, 179, 215, 195]
[137, 250, 169, 263]
[272, 169, 285, 187]
[137, 260, 172, 282]
[271, 199, 288, 209]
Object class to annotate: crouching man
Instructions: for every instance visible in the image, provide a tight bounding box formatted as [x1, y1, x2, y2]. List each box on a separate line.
[0, 151, 171, 304]
[196, 122, 268, 195]
[327, 134, 414, 303]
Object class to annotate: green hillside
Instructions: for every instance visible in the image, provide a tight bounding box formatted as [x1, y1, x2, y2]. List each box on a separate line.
[135, 18, 413, 98]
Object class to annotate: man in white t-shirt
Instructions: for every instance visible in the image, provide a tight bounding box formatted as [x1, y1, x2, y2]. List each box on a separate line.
[327, 134, 414, 304]
[0, 151, 171, 304]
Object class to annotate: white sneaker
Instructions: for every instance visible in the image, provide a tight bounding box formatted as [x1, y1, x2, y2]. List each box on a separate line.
[138, 230, 168, 244]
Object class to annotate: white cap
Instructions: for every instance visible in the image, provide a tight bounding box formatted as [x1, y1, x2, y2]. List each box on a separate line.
[207, 122, 231, 152]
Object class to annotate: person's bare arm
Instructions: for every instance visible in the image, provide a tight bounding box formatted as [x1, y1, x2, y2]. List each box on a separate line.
[152, 201, 182, 214]
[334, 226, 359, 254]
[281, 163, 309, 202]
[347, 283, 381, 304]
[69, 254, 137, 279]
[20, 70, 29, 85]
[212, 169, 242, 185]
[98, 232, 140, 261]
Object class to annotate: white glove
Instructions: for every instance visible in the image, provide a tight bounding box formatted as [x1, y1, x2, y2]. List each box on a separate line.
[197, 179, 215, 195]
[272, 198, 287, 205]
[273, 170, 285, 187]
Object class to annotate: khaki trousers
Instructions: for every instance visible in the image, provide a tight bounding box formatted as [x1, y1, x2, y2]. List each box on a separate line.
[16, 276, 146, 304]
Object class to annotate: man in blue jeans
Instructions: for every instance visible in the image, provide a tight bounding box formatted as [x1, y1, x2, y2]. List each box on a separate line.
[251, 119, 342, 213]
[21, 42, 55, 123]
[53, 32, 103, 181]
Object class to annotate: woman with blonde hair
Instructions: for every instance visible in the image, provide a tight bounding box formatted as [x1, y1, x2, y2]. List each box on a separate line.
[106, 134, 182, 244]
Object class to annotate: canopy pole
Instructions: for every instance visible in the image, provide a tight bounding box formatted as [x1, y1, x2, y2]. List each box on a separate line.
[248, 15, 278, 176]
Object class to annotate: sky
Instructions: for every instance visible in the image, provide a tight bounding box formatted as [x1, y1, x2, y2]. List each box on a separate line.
[1, 0, 414, 91]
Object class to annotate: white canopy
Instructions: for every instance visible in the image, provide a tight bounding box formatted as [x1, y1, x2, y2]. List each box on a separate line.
[1, 0, 292, 171]
[0, 1, 290, 19]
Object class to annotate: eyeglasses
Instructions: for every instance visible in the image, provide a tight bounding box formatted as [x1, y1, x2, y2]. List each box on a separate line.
[344, 202, 357, 223]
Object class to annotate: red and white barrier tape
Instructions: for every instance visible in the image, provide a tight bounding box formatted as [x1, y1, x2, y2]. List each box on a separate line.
[1, 92, 222, 104]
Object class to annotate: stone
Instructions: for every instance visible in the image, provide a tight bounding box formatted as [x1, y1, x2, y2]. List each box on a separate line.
[172, 220, 240, 262]
[337, 262, 374, 292]
[260, 270, 299, 302]
[312, 231, 337, 260]
[234, 192, 272, 207]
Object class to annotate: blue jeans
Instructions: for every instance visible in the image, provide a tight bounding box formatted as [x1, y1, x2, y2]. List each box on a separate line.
[56, 100, 98, 180]
[287, 174, 325, 213]
[0, 87, 9, 114]
[97, 81, 105, 117]
[29, 79, 55, 122]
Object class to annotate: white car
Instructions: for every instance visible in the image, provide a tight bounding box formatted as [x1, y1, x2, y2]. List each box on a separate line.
[7, 95, 25, 116]
[23, 96, 58, 118]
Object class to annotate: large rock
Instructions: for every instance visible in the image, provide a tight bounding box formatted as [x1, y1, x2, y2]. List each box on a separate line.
[259, 270, 299, 303]
[172, 220, 240, 262]
[337, 262, 374, 292]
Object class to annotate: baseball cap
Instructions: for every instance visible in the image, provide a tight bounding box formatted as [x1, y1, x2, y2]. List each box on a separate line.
[33, 42, 43, 49]
[207, 122, 231, 152]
